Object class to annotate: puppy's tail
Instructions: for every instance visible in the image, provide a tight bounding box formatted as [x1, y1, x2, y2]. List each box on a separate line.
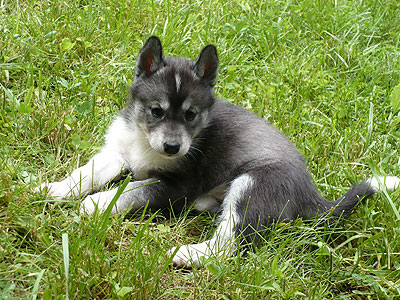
[323, 176, 400, 218]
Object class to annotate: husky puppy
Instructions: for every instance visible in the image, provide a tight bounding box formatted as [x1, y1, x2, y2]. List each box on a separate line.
[37, 36, 399, 267]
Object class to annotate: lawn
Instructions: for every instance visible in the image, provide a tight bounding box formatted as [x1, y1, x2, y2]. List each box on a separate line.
[1, 0, 400, 298]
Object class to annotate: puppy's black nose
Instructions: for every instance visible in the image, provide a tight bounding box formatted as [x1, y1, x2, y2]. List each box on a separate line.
[164, 142, 180, 155]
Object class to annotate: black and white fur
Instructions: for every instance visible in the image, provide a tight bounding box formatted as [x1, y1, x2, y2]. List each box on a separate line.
[37, 36, 400, 267]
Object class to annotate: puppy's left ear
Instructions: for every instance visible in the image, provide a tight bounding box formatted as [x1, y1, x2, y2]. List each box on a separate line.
[135, 36, 165, 82]
[193, 45, 219, 87]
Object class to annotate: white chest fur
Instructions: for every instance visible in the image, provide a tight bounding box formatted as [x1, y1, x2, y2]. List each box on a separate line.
[104, 117, 176, 180]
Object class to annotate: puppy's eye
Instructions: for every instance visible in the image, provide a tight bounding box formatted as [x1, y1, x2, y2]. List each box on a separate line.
[185, 110, 196, 121]
[151, 107, 164, 118]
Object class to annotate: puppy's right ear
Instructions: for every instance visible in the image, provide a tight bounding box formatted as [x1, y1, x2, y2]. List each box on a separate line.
[135, 36, 164, 81]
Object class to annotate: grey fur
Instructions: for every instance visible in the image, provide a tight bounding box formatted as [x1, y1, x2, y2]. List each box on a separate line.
[120, 36, 377, 248]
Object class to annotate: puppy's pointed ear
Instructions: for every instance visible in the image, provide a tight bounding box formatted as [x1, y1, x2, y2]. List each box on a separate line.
[135, 36, 164, 81]
[193, 45, 219, 87]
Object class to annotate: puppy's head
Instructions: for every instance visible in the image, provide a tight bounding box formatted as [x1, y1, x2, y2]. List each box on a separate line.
[126, 36, 219, 158]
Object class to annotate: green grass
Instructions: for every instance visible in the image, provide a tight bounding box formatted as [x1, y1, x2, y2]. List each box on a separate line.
[1, 0, 400, 298]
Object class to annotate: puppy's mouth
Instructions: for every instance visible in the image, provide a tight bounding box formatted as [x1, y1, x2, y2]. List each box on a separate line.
[159, 150, 187, 159]
[163, 153, 183, 159]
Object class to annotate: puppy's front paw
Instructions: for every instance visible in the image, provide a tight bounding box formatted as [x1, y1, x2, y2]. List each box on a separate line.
[35, 182, 73, 200]
[169, 242, 212, 268]
[80, 190, 116, 215]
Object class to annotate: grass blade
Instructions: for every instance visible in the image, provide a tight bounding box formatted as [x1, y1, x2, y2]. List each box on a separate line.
[32, 269, 45, 300]
[62, 233, 69, 300]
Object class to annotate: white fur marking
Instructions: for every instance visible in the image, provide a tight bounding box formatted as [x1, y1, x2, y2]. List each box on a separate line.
[366, 176, 400, 192]
[181, 98, 192, 112]
[81, 189, 117, 215]
[170, 174, 254, 267]
[193, 184, 226, 212]
[193, 196, 220, 212]
[159, 97, 170, 111]
[175, 73, 181, 93]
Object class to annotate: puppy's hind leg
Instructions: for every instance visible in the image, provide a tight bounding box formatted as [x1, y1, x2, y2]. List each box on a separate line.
[170, 174, 254, 267]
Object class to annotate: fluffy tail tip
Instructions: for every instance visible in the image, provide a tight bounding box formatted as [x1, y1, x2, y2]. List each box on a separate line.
[366, 176, 400, 193]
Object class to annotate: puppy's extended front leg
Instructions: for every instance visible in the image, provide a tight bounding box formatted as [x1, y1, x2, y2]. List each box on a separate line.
[81, 178, 183, 215]
[37, 148, 126, 200]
